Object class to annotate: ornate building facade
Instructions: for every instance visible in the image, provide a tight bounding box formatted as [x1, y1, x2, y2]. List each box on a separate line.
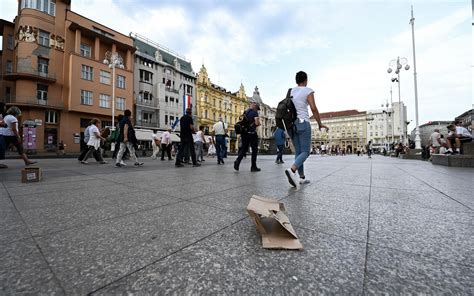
[131, 33, 196, 133]
[1, 0, 135, 153]
[311, 110, 367, 152]
[249, 86, 275, 151]
[196, 64, 248, 153]
[366, 101, 407, 148]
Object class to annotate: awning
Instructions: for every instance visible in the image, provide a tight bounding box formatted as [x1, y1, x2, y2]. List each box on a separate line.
[134, 129, 154, 141]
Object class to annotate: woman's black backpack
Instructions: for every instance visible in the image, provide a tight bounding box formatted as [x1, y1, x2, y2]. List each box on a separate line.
[275, 88, 297, 132]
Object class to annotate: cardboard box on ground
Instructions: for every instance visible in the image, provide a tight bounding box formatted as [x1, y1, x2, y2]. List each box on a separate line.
[247, 195, 303, 250]
[21, 166, 42, 183]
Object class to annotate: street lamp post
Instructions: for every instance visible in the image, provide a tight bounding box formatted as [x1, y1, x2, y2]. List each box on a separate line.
[387, 57, 409, 145]
[410, 5, 421, 149]
[382, 102, 393, 151]
[103, 51, 124, 132]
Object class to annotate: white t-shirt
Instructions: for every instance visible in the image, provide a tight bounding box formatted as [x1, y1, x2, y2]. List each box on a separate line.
[290, 86, 314, 122]
[0, 115, 18, 136]
[161, 131, 171, 144]
[430, 131, 441, 147]
[456, 126, 472, 138]
[194, 130, 203, 142]
[87, 124, 101, 149]
[213, 121, 226, 135]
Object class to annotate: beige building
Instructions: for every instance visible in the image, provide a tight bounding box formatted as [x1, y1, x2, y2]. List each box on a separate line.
[248, 86, 275, 151]
[196, 64, 248, 153]
[312, 110, 367, 152]
[1, 0, 134, 153]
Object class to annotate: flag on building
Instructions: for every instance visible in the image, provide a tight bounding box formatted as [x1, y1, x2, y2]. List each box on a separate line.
[171, 117, 180, 131]
[183, 94, 192, 115]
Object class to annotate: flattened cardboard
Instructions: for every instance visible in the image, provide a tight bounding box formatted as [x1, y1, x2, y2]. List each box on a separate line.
[247, 195, 303, 250]
[21, 166, 42, 183]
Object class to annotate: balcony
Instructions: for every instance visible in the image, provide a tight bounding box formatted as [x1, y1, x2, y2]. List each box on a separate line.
[5, 96, 64, 109]
[135, 120, 158, 129]
[3, 66, 57, 83]
[165, 86, 179, 94]
[135, 97, 159, 108]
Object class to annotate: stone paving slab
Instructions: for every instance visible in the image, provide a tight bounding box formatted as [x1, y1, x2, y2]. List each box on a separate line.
[35, 201, 244, 294]
[364, 244, 474, 295]
[93, 220, 367, 295]
[19, 191, 179, 236]
[0, 155, 472, 294]
[0, 195, 31, 245]
[0, 238, 64, 295]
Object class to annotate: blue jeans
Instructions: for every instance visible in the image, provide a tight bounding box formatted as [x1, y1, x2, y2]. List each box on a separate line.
[276, 144, 284, 162]
[215, 135, 226, 162]
[291, 120, 311, 176]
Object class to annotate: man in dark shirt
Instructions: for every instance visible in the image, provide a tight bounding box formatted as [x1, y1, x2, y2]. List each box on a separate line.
[115, 109, 143, 167]
[234, 101, 261, 172]
[176, 108, 200, 167]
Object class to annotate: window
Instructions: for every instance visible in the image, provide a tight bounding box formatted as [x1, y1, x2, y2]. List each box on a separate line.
[45, 110, 58, 124]
[21, 0, 55, 16]
[139, 69, 153, 83]
[6, 60, 13, 73]
[7, 34, 14, 49]
[117, 75, 125, 89]
[80, 43, 91, 58]
[99, 94, 110, 108]
[100, 70, 110, 84]
[165, 115, 168, 125]
[143, 113, 153, 123]
[142, 91, 152, 101]
[80, 90, 93, 105]
[37, 84, 48, 101]
[116, 97, 125, 110]
[5, 87, 11, 100]
[38, 58, 49, 76]
[38, 30, 50, 47]
[81, 65, 93, 80]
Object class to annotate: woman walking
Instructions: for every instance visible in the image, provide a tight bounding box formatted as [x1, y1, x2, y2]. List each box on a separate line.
[285, 71, 328, 187]
[81, 118, 107, 164]
[0, 106, 37, 166]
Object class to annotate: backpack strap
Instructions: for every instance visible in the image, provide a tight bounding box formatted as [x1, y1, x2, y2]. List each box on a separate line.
[286, 88, 292, 99]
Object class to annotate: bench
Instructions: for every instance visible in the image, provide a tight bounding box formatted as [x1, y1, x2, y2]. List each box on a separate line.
[432, 141, 474, 167]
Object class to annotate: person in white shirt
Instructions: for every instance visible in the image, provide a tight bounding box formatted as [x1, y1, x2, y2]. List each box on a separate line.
[194, 126, 206, 162]
[151, 132, 161, 159]
[213, 118, 227, 165]
[0, 105, 8, 168]
[160, 128, 173, 160]
[445, 121, 472, 154]
[428, 129, 441, 154]
[284, 71, 328, 188]
[80, 118, 107, 164]
[0, 106, 37, 166]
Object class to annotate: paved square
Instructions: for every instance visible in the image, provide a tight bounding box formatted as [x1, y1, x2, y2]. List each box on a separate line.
[1, 155, 473, 294]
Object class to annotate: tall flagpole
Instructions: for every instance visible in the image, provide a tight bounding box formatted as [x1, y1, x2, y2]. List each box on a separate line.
[410, 5, 421, 149]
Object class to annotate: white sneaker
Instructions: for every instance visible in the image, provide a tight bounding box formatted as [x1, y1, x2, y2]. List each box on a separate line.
[299, 178, 310, 184]
[285, 168, 298, 188]
[120, 161, 127, 166]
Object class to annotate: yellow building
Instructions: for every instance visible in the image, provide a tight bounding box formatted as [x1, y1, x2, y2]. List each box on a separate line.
[312, 110, 367, 153]
[196, 64, 249, 152]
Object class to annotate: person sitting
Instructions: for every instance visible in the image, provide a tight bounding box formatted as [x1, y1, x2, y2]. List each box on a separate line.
[445, 121, 472, 154]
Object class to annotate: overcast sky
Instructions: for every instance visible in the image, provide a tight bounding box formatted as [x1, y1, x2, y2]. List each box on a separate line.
[1, 0, 472, 127]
